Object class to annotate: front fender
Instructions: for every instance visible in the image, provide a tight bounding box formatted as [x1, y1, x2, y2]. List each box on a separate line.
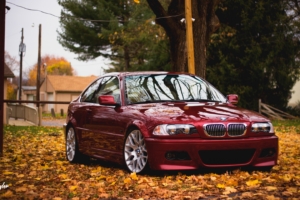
[131, 120, 153, 138]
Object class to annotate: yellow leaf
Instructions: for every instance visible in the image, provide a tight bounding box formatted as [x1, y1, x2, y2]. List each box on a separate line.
[246, 179, 260, 186]
[226, 179, 239, 186]
[96, 175, 106, 180]
[287, 187, 297, 193]
[223, 187, 237, 195]
[217, 183, 225, 189]
[265, 186, 277, 191]
[61, 179, 71, 182]
[69, 186, 77, 191]
[1, 190, 14, 198]
[124, 178, 131, 184]
[53, 198, 63, 200]
[110, 181, 116, 186]
[56, 160, 63, 165]
[130, 173, 138, 180]
[59, 174, 68, 179]
[282, 174, 292, 182]
[266, 195, 279, 200]
[41, 165, 49, 170]
[3, 171, 14, 175]
[17, 174, 25, 178]
[137, 177, 149, 184]
[134, 0, 140, 4]
[148, 182, 156, 187]
[16, 187, 27, 192]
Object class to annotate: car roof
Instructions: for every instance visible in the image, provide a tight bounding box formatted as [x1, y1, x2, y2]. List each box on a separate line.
[101, 71, 193, 78]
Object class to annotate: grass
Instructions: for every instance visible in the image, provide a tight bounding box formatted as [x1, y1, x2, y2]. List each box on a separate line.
[272, 119, 300, 133]
[4, 125, 63, 136]
[42, 112, 67, 119]
[272, 119, 300, 127]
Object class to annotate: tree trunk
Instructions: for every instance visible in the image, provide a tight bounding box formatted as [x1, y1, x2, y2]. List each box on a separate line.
[124, 45, 130, 71]
[146, 0, 220, 79]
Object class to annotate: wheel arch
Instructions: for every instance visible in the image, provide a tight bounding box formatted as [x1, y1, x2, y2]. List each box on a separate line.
[127, 119, 152, 138]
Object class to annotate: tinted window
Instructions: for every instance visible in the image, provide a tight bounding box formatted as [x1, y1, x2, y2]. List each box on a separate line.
[125, 74, 226, 104]
[95, 76, 120, 104]
[81, 78, 102, 103]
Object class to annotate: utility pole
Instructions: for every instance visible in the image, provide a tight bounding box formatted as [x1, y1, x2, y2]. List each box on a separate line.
[19, 28, 25, 103]
[0, 0, 6, 156]
[36, 24, 42, 126]
[185, 0, 195, 74]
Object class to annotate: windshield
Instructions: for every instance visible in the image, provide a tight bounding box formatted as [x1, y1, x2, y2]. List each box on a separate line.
[125, 74, 226, 104]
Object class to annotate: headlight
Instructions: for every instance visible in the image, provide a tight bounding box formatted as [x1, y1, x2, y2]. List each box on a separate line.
[251, 122, 274, 133]
[153, 124, 198, 136]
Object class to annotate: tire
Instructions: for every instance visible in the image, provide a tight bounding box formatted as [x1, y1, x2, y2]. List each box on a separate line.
[66, 126, 82, 163]
[124, 129, 148, 173]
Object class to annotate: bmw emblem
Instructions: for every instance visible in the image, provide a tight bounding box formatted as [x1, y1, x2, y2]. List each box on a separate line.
[220, 117, 227, 121]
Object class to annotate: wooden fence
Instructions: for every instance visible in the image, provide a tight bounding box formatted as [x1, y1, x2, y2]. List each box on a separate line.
[258, 99, 297, 120]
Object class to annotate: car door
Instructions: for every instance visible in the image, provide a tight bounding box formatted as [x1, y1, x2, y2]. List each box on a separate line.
[74, 78, 103, 155]
[85, 76, 125, 162]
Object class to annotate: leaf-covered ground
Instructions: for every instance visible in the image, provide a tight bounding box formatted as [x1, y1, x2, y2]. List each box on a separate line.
[1, 121, 300, 199]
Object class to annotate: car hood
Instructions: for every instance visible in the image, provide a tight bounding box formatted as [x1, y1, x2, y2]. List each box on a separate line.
[129, 102, 269, 123]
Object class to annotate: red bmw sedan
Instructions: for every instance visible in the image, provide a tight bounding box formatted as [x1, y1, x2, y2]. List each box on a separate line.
[64, 72, 278, 173]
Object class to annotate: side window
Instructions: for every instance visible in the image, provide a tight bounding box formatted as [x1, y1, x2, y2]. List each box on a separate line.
[80, 78, 102, 103]
[96, 76, 120, 104]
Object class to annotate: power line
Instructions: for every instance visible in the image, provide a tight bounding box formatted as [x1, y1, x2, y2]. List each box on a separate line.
[6, 1, 184, 23]
[7, 2, 60, 18]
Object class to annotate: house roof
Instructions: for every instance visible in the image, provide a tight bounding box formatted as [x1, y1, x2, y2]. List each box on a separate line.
[22, 86, 36, 91]
[47, 75, 97, 92]
[4, 63, 15, 78]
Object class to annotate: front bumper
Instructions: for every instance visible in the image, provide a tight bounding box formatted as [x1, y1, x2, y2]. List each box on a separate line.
[145, 135, 278, 170]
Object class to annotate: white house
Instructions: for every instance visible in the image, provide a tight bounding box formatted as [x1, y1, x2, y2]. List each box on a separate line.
[289, 80, 300, 107]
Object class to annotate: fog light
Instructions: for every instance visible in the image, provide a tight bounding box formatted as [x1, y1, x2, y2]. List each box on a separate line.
[259, 148, 276, 158]
[165, 152, 176, 160]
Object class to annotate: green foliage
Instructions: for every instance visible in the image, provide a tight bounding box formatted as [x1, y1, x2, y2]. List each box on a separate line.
[272, 119, 300, 127]
[3, 125, 62, 136]
[42, 112, 67, 119]
[272, 119, 300, 133]
[207, 0, 300, 111]
[286, 101, 300, 117]
[27, 55, 74, 86]
[47, 61, 73, 75]
[58, 0, 170, 71]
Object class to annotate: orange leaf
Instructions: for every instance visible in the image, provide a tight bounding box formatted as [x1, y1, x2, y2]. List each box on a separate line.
[69, 185, 77, 191]
[130, 173, 138, 181]
[124, 178, 131, 184]
[246, 179, 260, 187]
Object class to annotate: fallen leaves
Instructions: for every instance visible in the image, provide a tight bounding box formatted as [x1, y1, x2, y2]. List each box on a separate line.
[1, 123, 300, 199]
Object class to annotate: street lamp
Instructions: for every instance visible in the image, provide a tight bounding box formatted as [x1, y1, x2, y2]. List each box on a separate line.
[18, 28, 26, 102]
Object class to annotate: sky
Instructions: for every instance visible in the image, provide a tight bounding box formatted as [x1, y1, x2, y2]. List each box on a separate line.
[5, 0, 110, 77]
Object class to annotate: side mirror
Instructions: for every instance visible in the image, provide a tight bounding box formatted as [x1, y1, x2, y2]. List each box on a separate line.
[227, 94, 238, 105]
[98, 95, 120, 106]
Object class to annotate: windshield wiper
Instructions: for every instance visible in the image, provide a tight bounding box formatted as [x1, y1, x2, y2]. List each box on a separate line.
[179, 99, 222, 103]
[127, 99, 222, 105]
[127, 100, 173, 105]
